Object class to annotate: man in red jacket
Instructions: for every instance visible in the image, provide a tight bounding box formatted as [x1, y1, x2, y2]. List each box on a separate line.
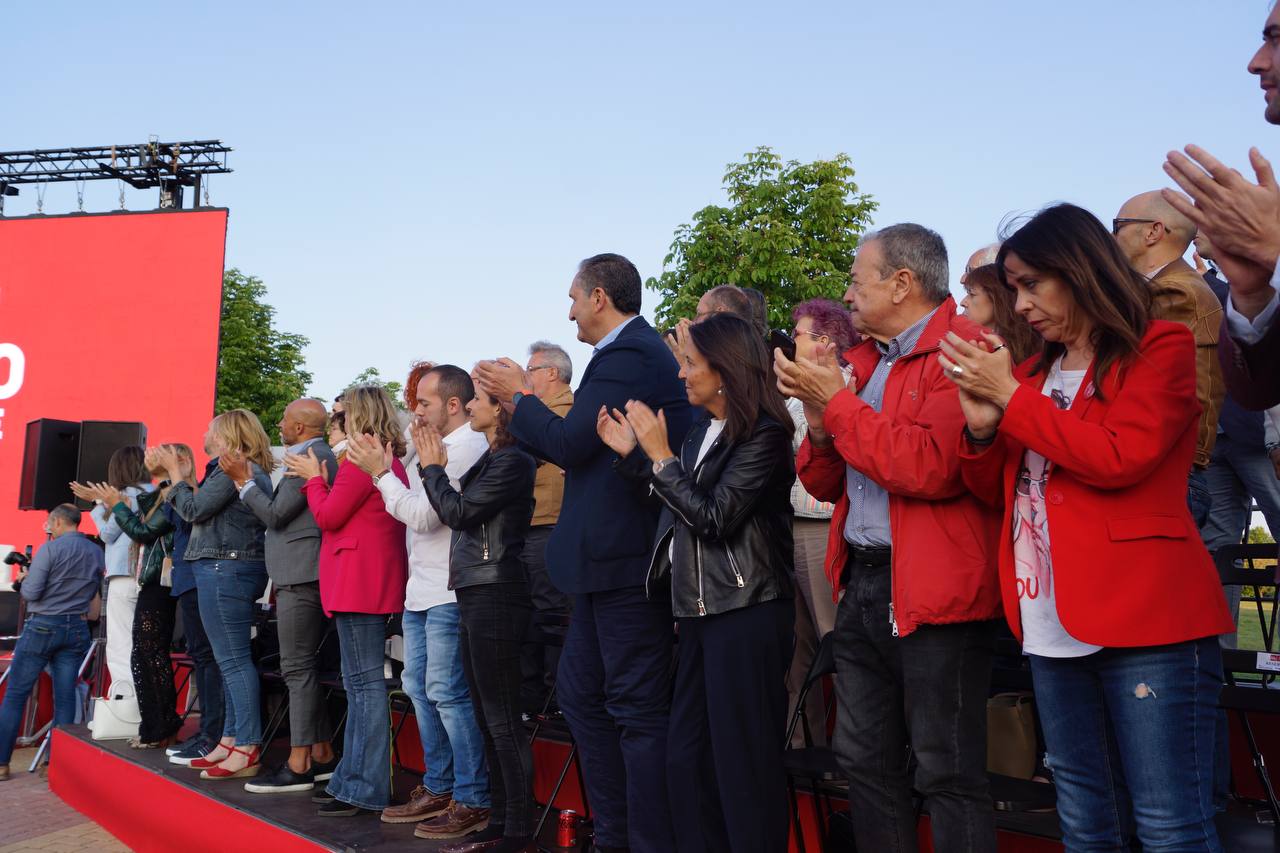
[775, 223, 1002, 853]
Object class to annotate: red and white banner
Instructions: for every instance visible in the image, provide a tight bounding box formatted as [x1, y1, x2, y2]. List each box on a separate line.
[0, 209, 227, 552]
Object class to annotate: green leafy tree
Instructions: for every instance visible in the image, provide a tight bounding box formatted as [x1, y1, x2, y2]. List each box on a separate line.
[215, 268, 312, 430]
[647, 146, 877, 331]
[345, 367, 406, 411]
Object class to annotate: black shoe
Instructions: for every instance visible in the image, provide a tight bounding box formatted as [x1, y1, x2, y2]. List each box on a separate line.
[166, 734, 203, 756]
[312, 789, 337, 804]
[318, 799, 372, 817]
[168, 739, 214, 766]
[243, 764, 316, 794]
[310, 756, 339, 782]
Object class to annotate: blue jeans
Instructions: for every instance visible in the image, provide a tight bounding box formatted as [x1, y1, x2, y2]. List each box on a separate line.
[327, 613, 392, 810]
[1187, 469, 1213, 530]
[194, 559, 267, 746]
[1030, 638, 1223, 852]
[178, 587, 224, 745]
[1201, 433, 1280, 805]
[0, 614, 90, 765]
[400, 605, 490, 808]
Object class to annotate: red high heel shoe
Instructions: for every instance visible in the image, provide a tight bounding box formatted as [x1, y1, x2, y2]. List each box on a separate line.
[188, 745, 234, 770]
[199, 745, 261, 780]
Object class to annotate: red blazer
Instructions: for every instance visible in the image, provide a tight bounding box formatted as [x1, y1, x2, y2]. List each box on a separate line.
[960, 320, 1235, 647]
[303, 458, 409, 616]
[796, 298, 1003, 636]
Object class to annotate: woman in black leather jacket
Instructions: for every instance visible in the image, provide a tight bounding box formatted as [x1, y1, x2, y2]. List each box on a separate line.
[598, 313, 795, 853]
[420, 382, 537, 853]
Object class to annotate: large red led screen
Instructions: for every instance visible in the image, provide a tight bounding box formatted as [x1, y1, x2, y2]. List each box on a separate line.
[0, 209, 227, 553]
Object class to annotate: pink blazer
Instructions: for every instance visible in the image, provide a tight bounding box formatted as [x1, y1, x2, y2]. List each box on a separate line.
[303, 458, 409, 616]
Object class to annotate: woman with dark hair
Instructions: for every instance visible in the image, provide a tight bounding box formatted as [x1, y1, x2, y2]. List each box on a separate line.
[598, 313, 795, 852]
[418, 378, 537, 853]
[71, 446, 153, 697]
[784, 298, 855, 747]
[291, 384, 409, 815]
[960, 263, 1041, 364]
[938, 203, 1234, 851]
[100, 445, 198, 749]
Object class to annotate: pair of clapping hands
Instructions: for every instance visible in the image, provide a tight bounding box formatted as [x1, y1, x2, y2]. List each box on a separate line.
[769, 326, 1017, 440]
[68, 480, 128, 510]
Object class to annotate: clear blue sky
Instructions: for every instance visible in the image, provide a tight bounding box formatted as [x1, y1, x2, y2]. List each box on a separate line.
[4, 1, 1275, 398]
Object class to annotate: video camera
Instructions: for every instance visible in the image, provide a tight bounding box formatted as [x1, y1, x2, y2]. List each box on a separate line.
[5, 548, 31, 594]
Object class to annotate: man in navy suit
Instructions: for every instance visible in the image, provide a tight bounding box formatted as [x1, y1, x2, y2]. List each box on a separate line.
[476, 253, 692, 853]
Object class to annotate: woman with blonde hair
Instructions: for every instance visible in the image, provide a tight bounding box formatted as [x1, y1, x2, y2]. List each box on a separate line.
[158, 409, 274, 780]
[289, 385, 410, 816]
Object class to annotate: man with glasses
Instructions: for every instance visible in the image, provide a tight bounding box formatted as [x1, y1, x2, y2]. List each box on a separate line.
[520, 342, 574, 714]
[1113, 190, 1225, 527]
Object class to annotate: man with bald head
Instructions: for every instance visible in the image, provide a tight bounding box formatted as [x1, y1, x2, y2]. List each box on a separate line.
[696, 284, 754, 323]
[224, 398, 340, 792]
[960, 243, 999, 285]
[1114, 191, 1226, 525]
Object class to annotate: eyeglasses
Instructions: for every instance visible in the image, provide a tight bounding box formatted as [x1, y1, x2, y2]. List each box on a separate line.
[526, 365, 556, 373]
[1111, 218, 1159, 236]
[792, 328, 828, 341]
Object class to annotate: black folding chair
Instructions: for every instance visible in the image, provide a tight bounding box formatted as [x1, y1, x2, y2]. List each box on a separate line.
[527, 611, 592, 847]
[1216, 542, 1280, 825]
[783, 630, 843, 853]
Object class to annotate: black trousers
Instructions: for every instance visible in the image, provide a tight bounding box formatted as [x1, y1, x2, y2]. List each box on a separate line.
[667, 598, 793, 853]
[457, 581, 535, 837]
[519, 526, 569, 711]
[833, 553, 997, 853]
[132, 582, 182, 743]
[178, 588, 224, 744]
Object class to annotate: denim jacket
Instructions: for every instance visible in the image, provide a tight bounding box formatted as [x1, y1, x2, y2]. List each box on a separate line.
[166, 462, 271, 562]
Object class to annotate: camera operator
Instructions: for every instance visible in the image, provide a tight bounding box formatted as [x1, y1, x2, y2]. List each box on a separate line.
[0, 504, 104, 780]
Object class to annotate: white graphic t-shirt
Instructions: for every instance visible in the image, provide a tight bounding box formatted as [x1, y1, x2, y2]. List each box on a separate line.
[1014, 357, 1102, 658]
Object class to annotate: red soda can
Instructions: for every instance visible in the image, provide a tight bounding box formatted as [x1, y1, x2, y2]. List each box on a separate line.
[557, 809, 579, 847]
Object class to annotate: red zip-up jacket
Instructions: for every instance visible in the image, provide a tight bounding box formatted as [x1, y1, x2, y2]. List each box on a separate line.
[959, 320, 1235, 647]
[796, 298, 1003, 636]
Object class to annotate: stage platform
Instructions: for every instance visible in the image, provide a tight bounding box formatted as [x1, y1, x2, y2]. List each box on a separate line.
[41, 721, 1280, 853]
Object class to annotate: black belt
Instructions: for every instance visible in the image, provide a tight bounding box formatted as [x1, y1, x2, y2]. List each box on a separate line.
[846, 545, 891, 569]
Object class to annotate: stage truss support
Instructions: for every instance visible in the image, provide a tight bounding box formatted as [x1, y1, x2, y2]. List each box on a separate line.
[0, 139, 232, 215]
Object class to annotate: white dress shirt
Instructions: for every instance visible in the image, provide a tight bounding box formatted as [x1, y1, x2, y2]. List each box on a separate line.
[1225, 258, 1280, 344]
[376, 422, 490, 612]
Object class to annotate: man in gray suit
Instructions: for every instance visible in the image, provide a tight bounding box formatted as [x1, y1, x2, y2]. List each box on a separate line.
[221, 397, 339, 793]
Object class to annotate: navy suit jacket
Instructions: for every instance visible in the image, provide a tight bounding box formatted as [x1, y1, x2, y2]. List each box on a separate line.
[510, 316, 693, 594]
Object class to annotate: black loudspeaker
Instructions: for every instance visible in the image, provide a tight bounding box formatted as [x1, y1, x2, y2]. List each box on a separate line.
[74, 421, 148, 508]
[18, 418, 81, 511]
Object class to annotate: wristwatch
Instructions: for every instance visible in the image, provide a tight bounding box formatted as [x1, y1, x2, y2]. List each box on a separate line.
[652, 456, 677, 475]
[371, 469, 392, 485]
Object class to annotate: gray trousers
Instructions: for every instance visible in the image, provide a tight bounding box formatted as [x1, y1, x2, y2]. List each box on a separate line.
[277, 581, 332, 746]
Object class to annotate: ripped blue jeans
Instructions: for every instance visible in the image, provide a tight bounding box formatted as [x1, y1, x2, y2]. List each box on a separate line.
[1029, 637, 1223, 852]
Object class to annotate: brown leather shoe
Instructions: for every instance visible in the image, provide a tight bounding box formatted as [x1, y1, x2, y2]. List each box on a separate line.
[413, 800, 491, 839]
[0, 765, 9, 782]
[380, 784, 452, 824]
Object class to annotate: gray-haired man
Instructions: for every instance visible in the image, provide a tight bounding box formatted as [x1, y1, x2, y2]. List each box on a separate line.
[521, 341, 574, 711]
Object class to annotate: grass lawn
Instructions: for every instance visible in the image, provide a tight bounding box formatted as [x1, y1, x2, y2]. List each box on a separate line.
[1237, 598, 1275, 652]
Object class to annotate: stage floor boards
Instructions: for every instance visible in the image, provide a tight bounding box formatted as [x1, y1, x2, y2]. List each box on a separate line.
[52, 723, 580, 852]
[46, 721, 1280, 853]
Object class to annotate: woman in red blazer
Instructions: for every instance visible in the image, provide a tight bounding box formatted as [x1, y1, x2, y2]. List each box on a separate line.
[289, 384, 409, 817]
[938, 204, 1234, 852]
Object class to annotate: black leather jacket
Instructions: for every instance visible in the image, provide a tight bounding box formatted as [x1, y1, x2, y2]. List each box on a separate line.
[421, 445, 537, 591]
[629, 413, 795, 618]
